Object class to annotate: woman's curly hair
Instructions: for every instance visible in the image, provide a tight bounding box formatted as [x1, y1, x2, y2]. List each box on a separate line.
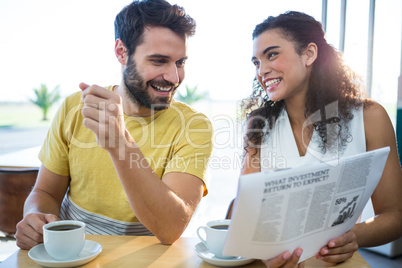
[242, 11, 368, 155]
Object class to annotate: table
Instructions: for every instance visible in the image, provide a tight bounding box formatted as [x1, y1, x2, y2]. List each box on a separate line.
[0, 235, 370, 267]
[0, 146, 41, 168]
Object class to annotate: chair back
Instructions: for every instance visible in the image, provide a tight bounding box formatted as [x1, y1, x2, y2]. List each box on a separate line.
[0, 168, 38, 236]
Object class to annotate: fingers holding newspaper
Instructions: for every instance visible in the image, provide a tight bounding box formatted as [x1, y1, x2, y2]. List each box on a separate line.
[316, 230, 358, 263]
[262, 248, 305, 268]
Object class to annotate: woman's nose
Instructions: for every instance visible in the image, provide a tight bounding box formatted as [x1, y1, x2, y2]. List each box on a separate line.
[258, 61, 271, 77]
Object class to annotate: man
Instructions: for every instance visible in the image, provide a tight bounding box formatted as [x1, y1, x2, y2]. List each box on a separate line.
[16, 0, 213, 249]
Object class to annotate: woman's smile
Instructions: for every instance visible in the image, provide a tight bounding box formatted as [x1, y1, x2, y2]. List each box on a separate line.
[264, 78, 282, 92]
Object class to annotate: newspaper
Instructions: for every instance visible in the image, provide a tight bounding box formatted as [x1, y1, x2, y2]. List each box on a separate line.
[223, 147, 390, 262]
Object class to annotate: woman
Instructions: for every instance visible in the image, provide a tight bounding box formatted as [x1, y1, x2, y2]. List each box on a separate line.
[241, 11, 402, 267]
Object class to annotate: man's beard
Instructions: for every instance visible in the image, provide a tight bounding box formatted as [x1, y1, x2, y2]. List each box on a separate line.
[123, 57, 178, 111]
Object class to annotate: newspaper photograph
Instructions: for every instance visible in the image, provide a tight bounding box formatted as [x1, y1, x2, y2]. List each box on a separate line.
[223, 147, 390, 262]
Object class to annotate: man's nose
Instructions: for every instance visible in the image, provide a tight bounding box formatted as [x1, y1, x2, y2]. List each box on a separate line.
[163, 64, 180, 85]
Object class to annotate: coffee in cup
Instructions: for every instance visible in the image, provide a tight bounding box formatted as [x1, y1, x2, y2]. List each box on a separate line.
[197, 219, 234, 259]
[43, 220, 86, 260]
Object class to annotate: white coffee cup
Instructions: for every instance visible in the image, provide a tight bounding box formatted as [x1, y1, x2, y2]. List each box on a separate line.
[43, 220, 86, 260]
[196, 219, 234, 259]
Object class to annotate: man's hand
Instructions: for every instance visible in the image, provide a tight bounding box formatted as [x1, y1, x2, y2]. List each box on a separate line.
[262, 248, 304, 268]
[316, 230, 358, 263]
[15, 213, 58, 250]
[80, 83, 127, 151]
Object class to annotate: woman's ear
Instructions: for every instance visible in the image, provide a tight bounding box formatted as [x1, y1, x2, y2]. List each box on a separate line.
[115, 39, 128, 65]
[304, 42, 318, 67]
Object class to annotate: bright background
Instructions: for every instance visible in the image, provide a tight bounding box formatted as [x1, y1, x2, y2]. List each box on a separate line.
[0, 0, 401, 238]
[1, 0, 401, 106]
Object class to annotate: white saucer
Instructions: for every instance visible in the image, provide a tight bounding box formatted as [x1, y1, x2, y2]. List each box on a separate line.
[28, 240, 102, 268]
[194, 242, 254, 267]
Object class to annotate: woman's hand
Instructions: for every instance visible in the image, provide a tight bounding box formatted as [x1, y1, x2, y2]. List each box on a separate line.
[316, 230, 358, 263]
[262, 248, 304, 268]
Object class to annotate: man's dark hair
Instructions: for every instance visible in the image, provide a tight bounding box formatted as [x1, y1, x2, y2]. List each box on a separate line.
[114, 0, 196, 56]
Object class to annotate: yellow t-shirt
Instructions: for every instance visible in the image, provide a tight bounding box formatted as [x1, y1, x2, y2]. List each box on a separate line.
[39, 87, 213, 223]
